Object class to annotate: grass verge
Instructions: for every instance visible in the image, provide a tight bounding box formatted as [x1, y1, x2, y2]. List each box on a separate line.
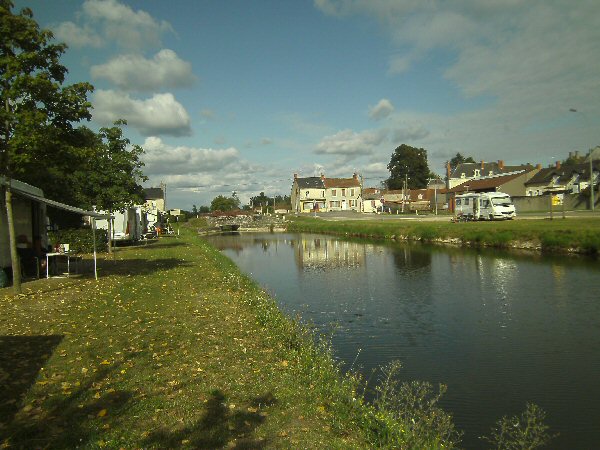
[287, 216, 600, 254]
[1, 227, 464, 449]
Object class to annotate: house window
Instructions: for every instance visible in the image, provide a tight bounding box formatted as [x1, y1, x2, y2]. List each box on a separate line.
[330, 201, 340, 208]
[305, 191, 310, 198]
[464, 198, 470, 205]
[474, 169, 480, 177]
[350, 188, 355, 196]
[341, 188, 346, 196]
[456, 199, 462, 206]
[332, 189, 337, 197]
[418, 194, 423, 199]
[461, 173, 466, 178]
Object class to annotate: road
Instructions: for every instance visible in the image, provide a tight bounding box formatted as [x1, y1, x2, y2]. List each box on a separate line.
[301, 210, 600, 222]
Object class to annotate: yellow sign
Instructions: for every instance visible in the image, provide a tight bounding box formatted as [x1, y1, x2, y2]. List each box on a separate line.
[552, 194, 563, 206]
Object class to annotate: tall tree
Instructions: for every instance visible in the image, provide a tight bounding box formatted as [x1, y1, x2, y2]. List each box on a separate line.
[386, 144, 430, 189]
[1, 1, 93, 293]
[83, 120, 147, 253]
[448, 152, 476, 172]
[210, 195, 239, 212]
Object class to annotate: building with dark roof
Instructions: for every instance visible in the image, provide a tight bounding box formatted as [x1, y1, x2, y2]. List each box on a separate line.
[524, 161, 600, 195]
[446, 160, 538, 189]
[291, 174, 362, 213]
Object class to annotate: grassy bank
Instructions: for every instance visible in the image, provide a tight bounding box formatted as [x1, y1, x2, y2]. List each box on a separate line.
[287, 216, 600, 254]
[1, 227, 464, 448]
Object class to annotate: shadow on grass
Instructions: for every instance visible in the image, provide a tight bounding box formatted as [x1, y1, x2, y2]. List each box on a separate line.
[3, 357, 135, 448]
[143, 390, 277, 449]
[73, 258, 193, 278]
[0, 335, 63, 426]
[113, 239, 187, 250]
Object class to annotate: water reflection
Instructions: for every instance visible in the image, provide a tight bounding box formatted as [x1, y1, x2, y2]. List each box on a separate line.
[295, 237, 366, 270]
[204, 232, 600, 449]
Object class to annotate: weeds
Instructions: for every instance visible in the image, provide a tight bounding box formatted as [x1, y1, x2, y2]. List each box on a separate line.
[364, 361, 462, 448]
[482, 403, 555, 449]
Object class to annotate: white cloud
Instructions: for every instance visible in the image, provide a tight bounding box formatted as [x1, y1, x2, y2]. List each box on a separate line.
[91, 50, 196, 91]
[369, 98, 395, 120]
[141, 137, 239, 176]
[391, 124, 429, 142]
[53, 21, 103, 48]
[316, 0, 600, 172]
[315, 128, 388, 158]
[315, 1, 600, 116]
[92, 90, 192, 137]
[54, 0, 173, 51]
[82, 0, 173, 49]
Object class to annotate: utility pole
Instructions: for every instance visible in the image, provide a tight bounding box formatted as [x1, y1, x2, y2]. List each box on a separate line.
[590, 148, 595, 212]
[403, 172, 409, 213]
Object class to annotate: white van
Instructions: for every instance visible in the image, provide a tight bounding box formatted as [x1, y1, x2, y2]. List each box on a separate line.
[455, 192, 516, 220]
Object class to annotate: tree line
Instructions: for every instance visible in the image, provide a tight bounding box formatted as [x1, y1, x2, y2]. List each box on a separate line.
[1, 2, 146, 293]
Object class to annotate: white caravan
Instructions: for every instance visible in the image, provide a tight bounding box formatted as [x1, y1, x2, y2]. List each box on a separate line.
[95, 207, 143, 242]
[455, 192, 516, 220]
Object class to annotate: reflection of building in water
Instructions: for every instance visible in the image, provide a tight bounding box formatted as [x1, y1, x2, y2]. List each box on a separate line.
[294, 237, 366, 269]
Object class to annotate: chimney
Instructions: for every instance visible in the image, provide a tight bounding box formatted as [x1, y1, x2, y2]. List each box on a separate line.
[498, 160, 505, 170]
[555, 161, 561, 169]
[293, 173, 297, 179]
[481, 160, 485, 170]
[536, 164, 542, 170]
[353, 172, 358, 180]
[320, 173, 325, 181]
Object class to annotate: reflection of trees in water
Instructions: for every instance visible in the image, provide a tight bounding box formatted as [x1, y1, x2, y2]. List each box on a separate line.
[391, 245, 432, 274]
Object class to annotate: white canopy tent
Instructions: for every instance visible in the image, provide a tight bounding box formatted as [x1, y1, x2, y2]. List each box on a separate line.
[2, 178, 111, 280]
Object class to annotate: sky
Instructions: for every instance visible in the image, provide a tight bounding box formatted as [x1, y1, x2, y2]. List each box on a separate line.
[13, 0, 600, 209]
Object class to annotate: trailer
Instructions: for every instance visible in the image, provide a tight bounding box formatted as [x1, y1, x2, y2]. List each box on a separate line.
[455, 192, 516, 221]
[95, 207, 143, 243]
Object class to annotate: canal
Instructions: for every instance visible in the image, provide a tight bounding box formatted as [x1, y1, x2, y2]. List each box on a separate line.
[205, 232, 600, 449]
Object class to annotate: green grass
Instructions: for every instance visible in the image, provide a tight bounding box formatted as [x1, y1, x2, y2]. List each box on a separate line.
[1, 227, 464, 449]
[1, 223, 559, 449]
[287, 216, 600, 254]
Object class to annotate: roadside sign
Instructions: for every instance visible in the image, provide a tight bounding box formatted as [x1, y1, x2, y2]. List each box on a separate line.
[552, 194, 563, 206]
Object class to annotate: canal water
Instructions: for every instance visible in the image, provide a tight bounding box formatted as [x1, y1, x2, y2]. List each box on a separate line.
[205, 232, 600, 449]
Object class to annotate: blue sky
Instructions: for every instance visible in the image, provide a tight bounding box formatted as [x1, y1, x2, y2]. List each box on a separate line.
[14, 0, 600, 209]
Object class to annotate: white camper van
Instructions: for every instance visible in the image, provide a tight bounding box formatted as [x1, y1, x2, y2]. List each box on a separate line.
[95, 207, 143, 243]
[455, 192, 516, 221]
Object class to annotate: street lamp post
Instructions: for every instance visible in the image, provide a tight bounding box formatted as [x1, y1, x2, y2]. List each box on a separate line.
[589, 148, 595, 212]
[570, 108, 595, 211]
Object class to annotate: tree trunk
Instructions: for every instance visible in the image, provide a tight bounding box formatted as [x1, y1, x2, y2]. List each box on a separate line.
[107, 209, 113, 254]
[5, 184, 22, 294]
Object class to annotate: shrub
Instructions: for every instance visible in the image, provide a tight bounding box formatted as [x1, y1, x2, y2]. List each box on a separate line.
[48, 228, 108, 254]
[366, 361, 462, 448]
[482, 403, 555, 449]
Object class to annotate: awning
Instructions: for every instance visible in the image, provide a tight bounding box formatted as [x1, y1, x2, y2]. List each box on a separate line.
[2, 178, 110, 279]
[1, 177, 110, 218]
